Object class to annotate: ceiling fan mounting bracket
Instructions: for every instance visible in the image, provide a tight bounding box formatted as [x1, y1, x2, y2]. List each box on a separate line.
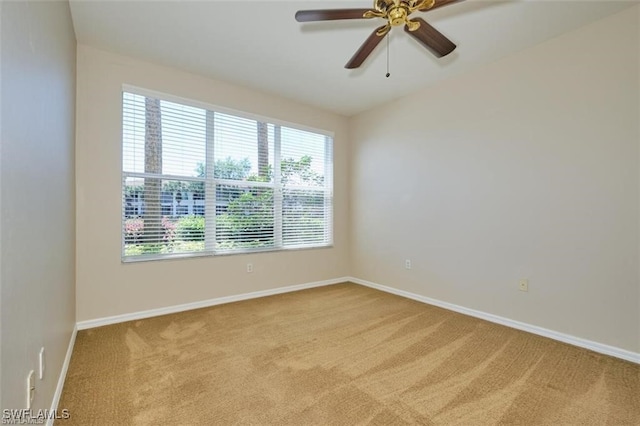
[363, 10, 386, 19]
[414, 0, 436, 11]
[375, 24, 392, 37]
[406, 19, 421, 31]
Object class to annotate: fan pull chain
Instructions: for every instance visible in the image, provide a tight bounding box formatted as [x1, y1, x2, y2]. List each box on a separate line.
[385, 34, 391, 78]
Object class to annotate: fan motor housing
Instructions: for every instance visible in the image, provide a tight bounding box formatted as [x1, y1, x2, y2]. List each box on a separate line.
[389, 7, 408, 26]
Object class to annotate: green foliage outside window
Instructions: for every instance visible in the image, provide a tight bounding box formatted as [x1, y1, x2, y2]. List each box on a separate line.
[124, 155, 324, 256]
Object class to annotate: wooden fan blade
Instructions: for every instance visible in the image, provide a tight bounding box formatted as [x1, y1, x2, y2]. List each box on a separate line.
[295, 9, 371, 22]
[345, 26, 387, 69]
[420, 0, 463, 12]
[404, 18, 456, 57]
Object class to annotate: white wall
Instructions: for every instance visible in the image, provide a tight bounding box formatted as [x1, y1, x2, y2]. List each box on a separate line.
[350, 6, 639, 353]
[75, 45, 350, 322]
[0, 0, 76, 410]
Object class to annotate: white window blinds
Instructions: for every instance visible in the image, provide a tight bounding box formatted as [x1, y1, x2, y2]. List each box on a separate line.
[122, 90, 333, 261]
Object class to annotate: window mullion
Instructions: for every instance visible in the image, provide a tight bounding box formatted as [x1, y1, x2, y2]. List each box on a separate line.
[205, 110, 216, 252]
[324, 135, 333, 245]
[274, 125, 282, 248]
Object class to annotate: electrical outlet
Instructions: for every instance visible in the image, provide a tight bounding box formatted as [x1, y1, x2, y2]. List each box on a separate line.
[39, 347, 45, 380]
[405, 259, 411, 270]
[519, 279, 529, 292]
[26, 370, 35, 409]
[246, 263, 253, 273]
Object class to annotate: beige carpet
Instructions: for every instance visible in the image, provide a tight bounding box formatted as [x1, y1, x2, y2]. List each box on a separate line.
[58, 283, 639, 425]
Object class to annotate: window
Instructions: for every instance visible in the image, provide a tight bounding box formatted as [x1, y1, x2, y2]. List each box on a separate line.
[122, 89, 333, 261]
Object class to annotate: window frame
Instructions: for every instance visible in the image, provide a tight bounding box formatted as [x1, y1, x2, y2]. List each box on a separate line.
[121, 85, 334, 263]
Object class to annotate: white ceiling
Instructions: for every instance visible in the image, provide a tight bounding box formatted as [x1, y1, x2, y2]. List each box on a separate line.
[69, 0, 637, 116]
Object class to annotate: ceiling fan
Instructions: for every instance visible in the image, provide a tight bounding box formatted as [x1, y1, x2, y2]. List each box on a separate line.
[295, 0, 463, 69]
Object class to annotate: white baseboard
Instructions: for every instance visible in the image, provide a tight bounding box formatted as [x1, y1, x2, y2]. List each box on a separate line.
[349, 277, 640, 364]
[74, 275, 639, 364]
[76, 277, 349, 330]
[48, 324, 77, 426]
